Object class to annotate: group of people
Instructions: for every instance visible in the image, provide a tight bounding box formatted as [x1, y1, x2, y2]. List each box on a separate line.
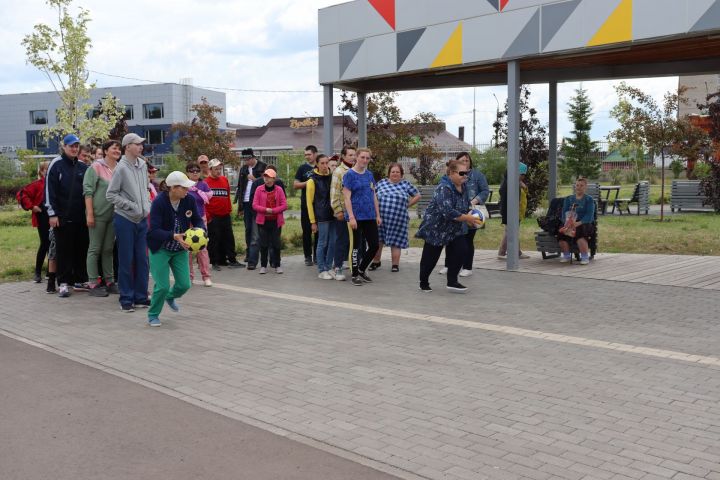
[24, 132, 594, 324]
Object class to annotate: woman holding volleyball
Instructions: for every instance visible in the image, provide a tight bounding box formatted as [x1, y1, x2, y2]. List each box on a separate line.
[146, 171, 206, 327]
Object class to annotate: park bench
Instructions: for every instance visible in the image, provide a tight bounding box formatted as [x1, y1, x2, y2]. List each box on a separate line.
[416, 185, 436, 219]
[671, 180, 709, 212]
[612, 181, 650, 215]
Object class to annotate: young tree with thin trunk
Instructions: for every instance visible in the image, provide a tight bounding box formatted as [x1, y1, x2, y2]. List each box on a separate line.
[170, 98, 239, 166]
[22, 0, 124, 144]
[609, 83, 688, 221]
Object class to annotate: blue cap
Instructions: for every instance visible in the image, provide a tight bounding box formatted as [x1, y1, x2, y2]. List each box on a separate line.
[62, 134, 80, 145]
[519, 162, 528, 175]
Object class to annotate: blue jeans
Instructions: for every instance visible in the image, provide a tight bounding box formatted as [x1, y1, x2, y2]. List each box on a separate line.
[113, 214, 149, 307]
[333, 218, 349, 269]
[316, 221, 336, 273]
[243, 202, 259, 265]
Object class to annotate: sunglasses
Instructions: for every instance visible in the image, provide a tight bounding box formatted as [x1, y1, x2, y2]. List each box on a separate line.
[187, 169, 201, 173]
[457, 170, 469, 176]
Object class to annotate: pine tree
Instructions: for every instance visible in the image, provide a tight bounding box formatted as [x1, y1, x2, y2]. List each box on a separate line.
[561, 87, 600, 179]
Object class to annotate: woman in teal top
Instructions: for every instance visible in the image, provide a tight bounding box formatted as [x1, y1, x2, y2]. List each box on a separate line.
[557, 177, 596, 265]
[83, 139, 120, 296]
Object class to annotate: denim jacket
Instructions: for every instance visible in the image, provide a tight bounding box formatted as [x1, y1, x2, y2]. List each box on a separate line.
[415, 176, 469, 246]
[466, 168, 490, 205]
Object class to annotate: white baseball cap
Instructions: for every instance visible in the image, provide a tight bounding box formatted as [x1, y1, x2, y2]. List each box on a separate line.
[165, 171, 195, 188]
[122, 133, 146, 147]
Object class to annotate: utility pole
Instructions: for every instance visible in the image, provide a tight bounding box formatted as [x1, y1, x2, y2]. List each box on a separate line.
[472, 88, 476, 149]
[492, 92, 500, 148]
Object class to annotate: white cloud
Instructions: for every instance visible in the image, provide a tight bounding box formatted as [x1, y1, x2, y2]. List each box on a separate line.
[1, 0, 680, 146]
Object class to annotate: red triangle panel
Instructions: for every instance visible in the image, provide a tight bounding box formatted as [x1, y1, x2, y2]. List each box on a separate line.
[500, 0, 510, 11]
[368, 0, 395, 30]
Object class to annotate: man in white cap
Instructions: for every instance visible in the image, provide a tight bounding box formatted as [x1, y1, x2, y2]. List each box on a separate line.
[106, 133, 152, 312]
[45, 133, 90, 297]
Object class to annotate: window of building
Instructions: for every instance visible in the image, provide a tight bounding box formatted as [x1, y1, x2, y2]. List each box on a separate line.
[30, 133, 48, 149]
[145, 129, 165, 145]
[30, 110, 48, 125]
[124, 105, 134, 120]
[143, 103, 164, 119]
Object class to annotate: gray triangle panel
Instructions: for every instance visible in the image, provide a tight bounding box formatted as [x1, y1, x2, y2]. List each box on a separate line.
[339, 39, 364, 78]
[503, 9, 540, 58]
[541, 0, 581, 50]
[397, 28, 426, 70]
[691, 0, 720, 32]
[486, 0, 498, 11]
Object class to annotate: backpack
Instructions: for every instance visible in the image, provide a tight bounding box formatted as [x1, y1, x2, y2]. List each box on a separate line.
[537, 197, 564, 235]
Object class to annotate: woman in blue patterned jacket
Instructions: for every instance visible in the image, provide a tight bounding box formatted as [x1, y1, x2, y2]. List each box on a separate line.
[415, 160, 483, 293]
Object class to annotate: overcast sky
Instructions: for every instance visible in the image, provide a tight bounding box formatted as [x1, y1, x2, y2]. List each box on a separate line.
[1, 0, 679, 146]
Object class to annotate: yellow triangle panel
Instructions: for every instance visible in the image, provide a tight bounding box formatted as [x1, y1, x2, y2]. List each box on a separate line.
[431, 23, 463, 68]
[587, 0, 632, 47]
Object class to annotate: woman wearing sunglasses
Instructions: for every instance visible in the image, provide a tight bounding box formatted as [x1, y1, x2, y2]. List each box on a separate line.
[415, 160, 482, 293]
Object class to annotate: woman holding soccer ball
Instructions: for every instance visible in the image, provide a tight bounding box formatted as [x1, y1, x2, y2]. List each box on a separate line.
[146, 171, 206, 327]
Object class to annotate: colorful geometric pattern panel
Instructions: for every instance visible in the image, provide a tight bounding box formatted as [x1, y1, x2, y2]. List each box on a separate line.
[318, 0, 720, 84]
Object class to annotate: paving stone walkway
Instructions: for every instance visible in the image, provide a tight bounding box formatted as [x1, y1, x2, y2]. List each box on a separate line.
[1, 251, 719, 480]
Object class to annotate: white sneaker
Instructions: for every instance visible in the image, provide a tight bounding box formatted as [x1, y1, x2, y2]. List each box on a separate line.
[497, 254, 507, 260]
[334, 268, 346, 281]
[519, 253, 530, 259]
[275, 266, 283, 274]
[438, 267, 448, 275]
[327, 269, 336, 279]
[203, 278, 213, 287]
[319, 271, 333, 280]
[580, 257, 590, 265]
[459, 268, 473, 277]
[559, 255, 571, 263]
[259, 267, 267, 274]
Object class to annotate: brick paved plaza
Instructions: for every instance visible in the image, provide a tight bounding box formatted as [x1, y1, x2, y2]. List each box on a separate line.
[1, 250, 719, 480]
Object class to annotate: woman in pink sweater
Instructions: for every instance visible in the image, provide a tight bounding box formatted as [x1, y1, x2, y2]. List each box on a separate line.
[252, 169, 287, 274]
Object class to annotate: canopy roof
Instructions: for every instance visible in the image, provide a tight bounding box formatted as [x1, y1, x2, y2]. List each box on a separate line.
[318, 0, 720, 92]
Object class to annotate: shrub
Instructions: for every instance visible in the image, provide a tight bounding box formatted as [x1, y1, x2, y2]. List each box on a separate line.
[476, 148, 506, 185]
[608, 168, 623, 185]
[694, 162, 712, 180]
[669, 159, 684, 179]
[700, 161, 720, 212]
[625, 170, 639, 183]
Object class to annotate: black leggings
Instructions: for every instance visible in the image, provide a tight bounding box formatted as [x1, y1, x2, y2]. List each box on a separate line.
[351, 220, 379, 277]
[420, 235, 468, 287]
[444, 228, 477, 271]
[35, 213, 50, 276]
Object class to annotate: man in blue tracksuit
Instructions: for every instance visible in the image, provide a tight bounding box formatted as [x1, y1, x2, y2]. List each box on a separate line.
[45, 134, 89, 298]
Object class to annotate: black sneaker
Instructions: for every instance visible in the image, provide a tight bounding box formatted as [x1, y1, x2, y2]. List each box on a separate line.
[446, 282, 468, 294]
[351, 276, 363, 286]
[227, 261, 246, 269]
[106, 283, 120, 294]
[88, 285, 109, 297]
[304, 257, 313, 266]
[212, 264, 222, 271]
[73, 282, 90, 292]
[121, 304, 135, 313]
[246, 264, 256, 271]
[46, 286, 57, 294]
[358, 272, 372, 283]
[33, 273, 42, 283]
[134, 299, 151, 309]
[419, 284, 432, 292]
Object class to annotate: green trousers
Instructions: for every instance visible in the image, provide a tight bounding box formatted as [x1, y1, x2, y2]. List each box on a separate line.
[149, 248, 191, 318]
[87, 218, 115, 283]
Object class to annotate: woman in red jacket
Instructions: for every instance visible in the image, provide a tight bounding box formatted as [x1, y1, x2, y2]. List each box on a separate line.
[252, 169, 287, 274]
[18, 162, 51, 283]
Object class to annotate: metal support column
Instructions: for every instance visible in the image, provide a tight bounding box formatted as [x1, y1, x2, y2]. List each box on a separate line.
[506, 61, 521, 271]
[357, 92, 367, 148]
[548, 82, 558, 201]
[323, 84, 334, 156]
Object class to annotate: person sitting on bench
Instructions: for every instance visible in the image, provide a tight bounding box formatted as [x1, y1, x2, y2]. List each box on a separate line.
[558, 177, 595, 265]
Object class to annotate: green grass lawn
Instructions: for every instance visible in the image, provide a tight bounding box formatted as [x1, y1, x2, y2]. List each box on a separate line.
[0, 206, 717, 282]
